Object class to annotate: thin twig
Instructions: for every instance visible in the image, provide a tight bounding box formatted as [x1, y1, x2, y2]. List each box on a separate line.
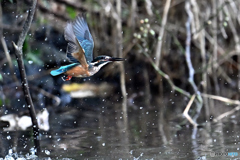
[185, 1, 202, 103]
[211, 0, 220, 94]
[190, 0, 200, 39]
[116, 0, 127, 120]
[154, 0, 171, 67]
[191, 0, 209, 118]
[129, 0, 137, 28]
[201, 93, 240, 105]
[145, 0, 153, 16]
[201, 93, 240, 122]
[183, 94, 197, 127]
[0, 3, 18, 83]
[12, 0, 40, 155]
[214, 105, 240, 122]
[219, 0, 228, 39]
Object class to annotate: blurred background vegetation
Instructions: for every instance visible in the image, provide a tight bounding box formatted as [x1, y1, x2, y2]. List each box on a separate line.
[1, 0, 240, 126]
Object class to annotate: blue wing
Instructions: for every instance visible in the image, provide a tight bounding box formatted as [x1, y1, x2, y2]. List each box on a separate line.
[64, 21, 81, 63]
[72, 14, 94, 63]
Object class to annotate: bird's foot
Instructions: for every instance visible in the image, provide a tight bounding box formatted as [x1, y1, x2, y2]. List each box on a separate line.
[62, 75, 72, 81]
[66, 75, 72, 81]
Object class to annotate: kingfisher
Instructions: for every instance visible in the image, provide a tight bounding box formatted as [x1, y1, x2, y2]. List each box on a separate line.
[50, 14, 123, 81]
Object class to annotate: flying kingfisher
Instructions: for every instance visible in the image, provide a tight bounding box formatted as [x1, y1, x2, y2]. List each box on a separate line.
[50, 14, 123, 81]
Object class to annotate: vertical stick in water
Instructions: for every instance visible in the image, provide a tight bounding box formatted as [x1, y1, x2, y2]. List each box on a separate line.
[12, 0, 40, 155]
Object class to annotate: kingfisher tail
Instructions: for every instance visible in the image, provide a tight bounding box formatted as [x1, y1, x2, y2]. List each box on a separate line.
[50, 68, 65, 76]
[50, 63, 79, 76]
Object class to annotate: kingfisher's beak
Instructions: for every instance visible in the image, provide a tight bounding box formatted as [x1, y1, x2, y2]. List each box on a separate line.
[109, 57, 124, 61]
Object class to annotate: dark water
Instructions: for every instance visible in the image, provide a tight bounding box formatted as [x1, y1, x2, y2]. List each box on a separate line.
[0, 101, 240, 160]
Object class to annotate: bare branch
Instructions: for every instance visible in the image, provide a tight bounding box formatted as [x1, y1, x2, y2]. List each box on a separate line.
[154, 0, 171, 67]
[214, 105, 240, 122]
[12, 0, 40, 155]
[183, 94, 197, 127]
[185, 1, 202, 103]
[116, 0, 127, 120]
[201, 93, 240, 105]
[17, 0, 37, 50]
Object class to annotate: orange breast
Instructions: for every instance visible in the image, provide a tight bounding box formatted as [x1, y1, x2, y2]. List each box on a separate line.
[66, 66, 90, 77]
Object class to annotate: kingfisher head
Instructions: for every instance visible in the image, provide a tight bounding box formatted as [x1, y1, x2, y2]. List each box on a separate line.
[90, 55, 123, 69]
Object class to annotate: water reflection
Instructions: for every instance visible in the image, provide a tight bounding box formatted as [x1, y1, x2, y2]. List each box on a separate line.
[0, 101, 240, 159]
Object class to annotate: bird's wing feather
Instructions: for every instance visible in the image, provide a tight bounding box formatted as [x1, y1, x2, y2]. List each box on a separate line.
[64, 22, 80, 63]
[50, 63, 79, 76]
[72, 14, 94, 63]
[64, 21, 88, 69]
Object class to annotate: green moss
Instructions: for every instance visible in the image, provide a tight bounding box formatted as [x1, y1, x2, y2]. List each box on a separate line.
[66, 6, 77, 20]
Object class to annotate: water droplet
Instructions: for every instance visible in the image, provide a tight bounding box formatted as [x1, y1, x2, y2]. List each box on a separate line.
[45, 150, 50, 155]
[8, 149, 13, 154]
[29, 147, 36, 155]
[7, 135, 11, 140]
